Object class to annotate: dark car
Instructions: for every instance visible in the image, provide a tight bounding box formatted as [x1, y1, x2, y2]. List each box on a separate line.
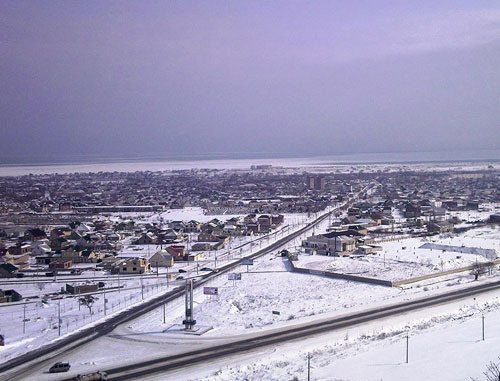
[178, 269, 187, 273]
[200, 267, 213, 272]
[49, 362, 71, 373]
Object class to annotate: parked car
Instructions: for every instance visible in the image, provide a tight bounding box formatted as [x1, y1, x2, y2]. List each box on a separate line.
[178, 269, 187, 273]
[49, 362, 71, 373]
[72, 371, 108, 380]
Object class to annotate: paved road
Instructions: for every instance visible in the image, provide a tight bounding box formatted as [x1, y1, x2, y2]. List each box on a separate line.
[102, 279, 500, 380]
[0, 198, 352, 379]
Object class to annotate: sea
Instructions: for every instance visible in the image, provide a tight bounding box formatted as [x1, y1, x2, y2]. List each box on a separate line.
[0, 149, 498, 177]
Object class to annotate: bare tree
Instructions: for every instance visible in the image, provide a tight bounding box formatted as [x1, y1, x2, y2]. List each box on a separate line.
[79, 295, 98, 315]
[484, 359, 500, 381]
[471, 262, 492, 281]
[36, 282, 45, 296]
[471, 357, 500, 381]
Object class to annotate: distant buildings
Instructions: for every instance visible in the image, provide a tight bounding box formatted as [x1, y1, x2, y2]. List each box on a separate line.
[306, 175, 325, 191]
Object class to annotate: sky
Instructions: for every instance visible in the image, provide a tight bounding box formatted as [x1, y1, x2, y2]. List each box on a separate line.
[1, 1, 499, 162]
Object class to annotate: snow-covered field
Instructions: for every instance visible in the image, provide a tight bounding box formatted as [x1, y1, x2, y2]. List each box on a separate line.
[0, 211, 320, 364]
[179, 289, 500, 381]
[296, 225, 500, 282]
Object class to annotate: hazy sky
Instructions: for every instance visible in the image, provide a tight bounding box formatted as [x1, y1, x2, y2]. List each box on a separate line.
[1, 1, 499, 161]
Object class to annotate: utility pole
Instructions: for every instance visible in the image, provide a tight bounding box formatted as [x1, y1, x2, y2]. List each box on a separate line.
[141, 275, 144, 300]
[22, 304, 27, 334]
[103, 287, 107, 316]
[58, 299, 61, 337]
[406, 334, 409, 363]
[482, 314, 485, 341]
[307, 352, 311, 381]
[163, 303, 166, 324]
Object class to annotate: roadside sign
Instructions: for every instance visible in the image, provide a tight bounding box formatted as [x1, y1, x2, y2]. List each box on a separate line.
[203, 287, 218, 295]
[241, 258, 254, 266]
[228, 273, 241, 280]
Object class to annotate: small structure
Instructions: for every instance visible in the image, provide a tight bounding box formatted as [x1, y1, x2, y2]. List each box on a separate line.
[427, 221, 454, 234]
[49, 259, 73, 270]
[0, 263, 18, 278]
[0, 289, 22, 303]
[115, 257, 150, 274]
[66, 283, 100, 295]
[149, 250, 174, 267]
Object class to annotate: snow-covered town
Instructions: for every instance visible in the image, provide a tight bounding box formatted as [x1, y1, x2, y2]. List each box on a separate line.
[2, 2, 500, 380]
[0, 161, 500, 380]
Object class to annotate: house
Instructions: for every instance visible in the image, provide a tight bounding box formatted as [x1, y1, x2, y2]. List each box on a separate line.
[7, 244, 31, 256]
[302, 234, 356, 256]
[404, 203, 421, 218]
[197, 232, 219, 242]
[134, 232, 157, 245]
[0, 263, 18, 278]
[32, 243, 52, 257]
[163, 229, 181, 242]
[115, 257, 150, 274]
[166, 245, 186, 261]
[257, 215, 272, 232]
[149, 250, 174, 268]
[184, 220, 202, 233]
[24, 228, 47, 241]
[489, 214, 500, 223]
[36, 256, 53, 265]
[0, 289, 22, 303]
[66, 283, 100, 295]
[271, 214, 285, 225]
[168, 221, 186, 231]
[357, 245, 383, 255]
[427, 221, 454, 234]
[49, 259, 73, 270]
[191, 242, 212, 251]
[75, 223, 93, 234]
[244, 214, 257, 224]
[246, 223, 261, 234]
[50, 237, 70, 251]
[2, 253, 29, 269]
[187, 252, 204, 262]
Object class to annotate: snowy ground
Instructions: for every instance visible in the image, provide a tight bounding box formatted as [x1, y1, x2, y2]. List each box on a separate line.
[0, 211, 321, 364]
[176, 288, 500, 381]
[296, 225, 500, 282]
[19, 275, 500, 381]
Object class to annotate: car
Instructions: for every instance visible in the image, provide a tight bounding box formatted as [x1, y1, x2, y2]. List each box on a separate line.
[178, 269, 187, 273]
[200, 267, 213, 272]
[177, 276, 184, 280]
[49, 362, 71, 373]
[72, 371, 108, 380]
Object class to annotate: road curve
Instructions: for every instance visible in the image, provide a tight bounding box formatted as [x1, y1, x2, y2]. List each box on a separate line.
[104, 279, 500, 380]
[0, 201, 348, 378]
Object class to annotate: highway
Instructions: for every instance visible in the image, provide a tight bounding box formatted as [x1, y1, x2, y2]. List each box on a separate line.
[0, 194, 356, 379]
[100, 279, 500, 380]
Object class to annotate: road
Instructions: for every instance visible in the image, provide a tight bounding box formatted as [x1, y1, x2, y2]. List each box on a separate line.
[0, 193, 359, 379]
[97, 279, 500, 380]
